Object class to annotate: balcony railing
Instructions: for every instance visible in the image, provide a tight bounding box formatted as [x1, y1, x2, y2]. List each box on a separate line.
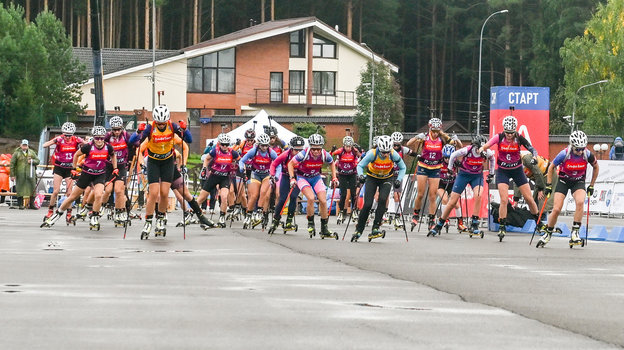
[253, 88, 356, 107]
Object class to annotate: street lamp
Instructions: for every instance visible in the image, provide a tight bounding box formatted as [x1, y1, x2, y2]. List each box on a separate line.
[571, 79, 608, 133]
[476, 9, 508, 135]
[361, 43, 375, 148]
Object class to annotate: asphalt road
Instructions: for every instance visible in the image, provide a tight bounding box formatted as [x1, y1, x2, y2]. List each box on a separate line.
[0, 206, 622, 349]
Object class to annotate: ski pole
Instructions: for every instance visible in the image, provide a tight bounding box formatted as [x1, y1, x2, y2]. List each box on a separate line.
[123, 157, 138, 239]
[585, 194, 590, 246]
[395, 191, 409, 242]
[179, 121, 187, 240]
[417, 185, 429, 233]
[529, 193, 549, 246]
[328, 183, 336, 216]
[342, 183, 364, 240]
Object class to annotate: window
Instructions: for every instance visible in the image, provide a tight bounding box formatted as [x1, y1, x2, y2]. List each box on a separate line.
[187, 48, 236, 93]
[290, 30, 305, 58]
[270, 72, 283, 102]
[289, 71, 305, 95]
[313, 35, 336, 58]
[313, 71, 335, 95]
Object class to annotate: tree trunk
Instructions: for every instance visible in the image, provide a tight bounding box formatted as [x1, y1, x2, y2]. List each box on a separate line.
[198, 0, 203, 42]
[87, 0, 91, 47]
[25, 0, 30, 22]
[44, 0, 48, 11]
[449, 19, 455, 119]
[271, 0, 274, 21]
[430, 4, 437, 115]
[144, 0, 149, 49]
[62, 0, 66, 25]
[261, 0, 265, 23]
[134, 0, 139, 48]
[346, 0, 352, 39]
[158, 5, 163, 49]
[211, 0, 215, 39]
[504, 14, 512, 86]
[109, 0, 114, 48]
[193, 0, 199, 44]
[439, 25, 447, 119]
[358, 0, 362, 42]
[116, 0, 122, 47]
[69, 0, 73, 45]
[415, 0, 421, 122]
[179, 0, 185, 47]
[77, 14, 81, 46]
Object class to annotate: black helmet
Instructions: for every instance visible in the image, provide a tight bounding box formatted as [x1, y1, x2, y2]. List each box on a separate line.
[290, 136, 305, 148]
[244, 129, 255, 140]
[472, 134, 488, 148]
[267, 126, 278, 137]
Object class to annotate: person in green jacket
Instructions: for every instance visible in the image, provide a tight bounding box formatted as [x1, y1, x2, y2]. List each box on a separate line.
[10, 139, 40, 209]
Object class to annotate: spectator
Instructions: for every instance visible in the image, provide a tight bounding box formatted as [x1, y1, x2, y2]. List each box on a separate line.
[10, 139, 40, 209]
[609, 137, 624, 160]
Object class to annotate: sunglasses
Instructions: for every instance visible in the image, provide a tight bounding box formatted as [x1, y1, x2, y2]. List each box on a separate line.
[574, 147, 584, 152]
[93, 137, 105, 141]
[380, 150, 390, 154]
[259, 144, 269, 147]
[505, 131, 515, 135]
[311, 147, 322, 151]
[112, 128, 122, 132]
[220, 143, 230, 148]
[63, 134, 72, 137]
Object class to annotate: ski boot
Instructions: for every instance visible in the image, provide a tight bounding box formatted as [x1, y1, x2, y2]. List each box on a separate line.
[351, 230, 362, 242]
[498, 219, 507, 242]
[427, 215, 436, 231]
[242, 212, 252, 229]
[104, 205, 114, 221]
[382, 212, 390, 225]
[393, 214, 405, 230]
[336, 210, 345, 225]
[410, 210, 420, 232]
[65, 208, 75, 226]
[89, 212, 100, 231]
[368, 223, 386, 242]
[536, 227, 552, 248]
[261, 211, 270, 231]
[217, 213, 227, 228]
[119, 210, 129, 227]
[113, 209, 124, 227]
[232, 205, 243, 221]
[569, 225, 585, 248]
[282, 214, 298, 233]
[154, 212, 166, 237]
[251, 210, 263, 229]
[427, 219, 444, 237]
[224, 207, 235, 221]
[43, 206, 55, 222]
[176, 211, 194, 227]
[140, 218, 152, 240]
[268, 217, 280, 235]
[40, 210, 63, 228]
[457, 218, 468, 233]
[468, 217, 484, 238]
[319, 218, 338, 240]
[74, 204, 89, 221]
[199, 214, 216, 230]
[351, 209, 359, 222]
[307, 216, 316, 238]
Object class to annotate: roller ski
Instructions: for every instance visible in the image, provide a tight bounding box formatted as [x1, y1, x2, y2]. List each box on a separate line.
[468, 218, 484, 239]
[242, 212, 252, 229]
[282, 214, 298, 233]
[251, 210, 263, 229]
[65, 208, 75, 226]
[410, 211, 420, 232]
[536, 228, 552, 248]
[176, 211, 194, 227]
[113, 209, 128, 228]
[217, 213, 227, 228]
[393, 214, 404, 230]
[368, 225, 386, 242]
[350, 230, 362, 242]
[427, 220, 443, 237]
[154, 212, 166, 237]
[351, 209, 359, 222]
[268, 217, 280, 235]
[427, 215, 436, 231]
[260, 211, 270, 231]
[336, 210, 345, 225]
[89, 213, 100, 231]
[43, 206, 55, 222]
[103, 205, 114, 221]
[307, 216, 316, 238]
[319, 218, 338, 240]
[73, 204, 89, 221]
[457, 218, 468, 233]
[40, 210, 62, 228]
[140, 219, 152, 240]
[498, 224, 506, 242]
[569, 226, 585, 248]
[199, 214, 216, 230]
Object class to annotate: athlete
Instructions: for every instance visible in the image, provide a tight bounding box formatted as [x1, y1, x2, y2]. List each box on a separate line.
[41, 126, 117, 230]
[135, 105, 192, 239]
[389, 131, 416, 228]
[288, 133, 338, 239]
[41, 122, 85, 222]
[332, 136, 361, 224]
[536, 131, 599, 248]
[101, 116, 130, 226]
[428, 135, 495, 237]
[437, 144, 467, 232]
[478, 115, 545, 241]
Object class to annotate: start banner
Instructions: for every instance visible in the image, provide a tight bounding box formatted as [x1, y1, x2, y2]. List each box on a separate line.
[490, 86, 550, 158]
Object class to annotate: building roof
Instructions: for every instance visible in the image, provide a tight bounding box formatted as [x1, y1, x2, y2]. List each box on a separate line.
[210, 115, 354, 124]
[73, 47, 182, 76]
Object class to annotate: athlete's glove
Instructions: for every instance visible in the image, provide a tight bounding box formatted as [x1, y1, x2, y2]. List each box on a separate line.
[544, 184, 552, 197]
[137, 123, 146, 132]
[486, 174, 494, 184]
[289, 178, 297, 188]
[200, 166, 208, 180]
[140, 163, 147, 175]
[587, 185, 594, 196]
[70, 169, 80, 179]
[530, 157, 538, 165]
[180, 165, 188, 175]
[394, 179, 402, 189]
[416, 133, 426, 140]
[178, 120, 187, 130]
[270, 175, 277, 185]
[331, 177, 339, 188]
[358, 174, 366, 184]
[112, 168, 119, 176]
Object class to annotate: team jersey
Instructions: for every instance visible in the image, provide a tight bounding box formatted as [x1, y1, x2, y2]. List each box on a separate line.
[208, 146, 239, 176]
[105, 131, 130, 165]
[332, 147, 360, 175]
[520, 150, 549, 178]
[418, 134, 444, 169]
[238, 146, 277, 174]
[80, 142, 114, 175]
[448, 146, 496, 175]
[483, 133, 537, 170]
[53, 135, 85, 168]
[270, 148, 299, 176]
[291, 148, 333, 178]
[358, 149, 406, 180]
[139, 121, 192, 160]
[553, 147, 596, 182]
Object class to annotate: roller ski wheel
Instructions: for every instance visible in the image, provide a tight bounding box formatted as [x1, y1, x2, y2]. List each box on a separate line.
[268, 219, 280, 235]
[154, 228, 166, 237]
[89, 215, 100, 231]
[43, 208, 54, 222]
[308, 227, 316, 238]
[282, 222, 298, 233]
[66, 214, 76, 226]
[320, 231, 338, 240]
[569, 235, 585, 248]
[469, 230, 484, 239]
[351, 232, 362, 242]
[368, 229, 385, 242]
[393, 217, 404, 231]
[498, 226, 506, 242]
[41, 211, 61, 228]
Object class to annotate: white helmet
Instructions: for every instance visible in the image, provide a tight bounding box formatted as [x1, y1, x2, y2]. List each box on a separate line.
[428, 118, 442, 130]
[502, 116, 517, 132]
[308, 133, 324, 146]
[391, 131, 403, 143]
[61, 122, 76, 135]
[343, 136, 354, 146]
[92, 126, 107, 136]
[109, 116, 123, 129]
[377, 135, 393, 152]
[372, 136, 379, 147]
[256, 133, 270, 145]
[217, 133, 231, 145]
[570, 130, 588, 148]
[152, 105, 170, 123]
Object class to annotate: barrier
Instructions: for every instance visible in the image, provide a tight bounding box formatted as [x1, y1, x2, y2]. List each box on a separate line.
[607, 227, 624, 243]
[587, 225, 608, 241]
